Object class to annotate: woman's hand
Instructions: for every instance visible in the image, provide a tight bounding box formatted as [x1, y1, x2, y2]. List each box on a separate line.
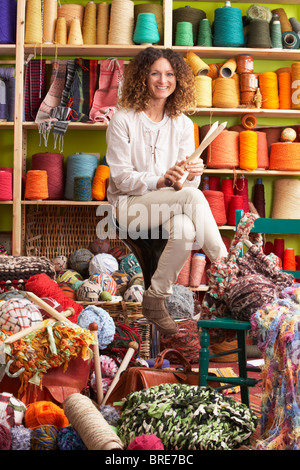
[185, 157, 205, 181]
[157, 159, 186, 188]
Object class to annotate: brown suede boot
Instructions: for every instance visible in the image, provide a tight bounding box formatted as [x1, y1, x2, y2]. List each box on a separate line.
[142, 291, 179, 336]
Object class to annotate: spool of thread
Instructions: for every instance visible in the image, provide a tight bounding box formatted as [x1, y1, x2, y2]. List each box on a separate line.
[274, 238, 285, 261]
[208, 176, 221, 191]
[172, 6, 206, 46]
[55, 17, 67, 45]
[219, 58, 237, 78]
[278, 72, 292, 109]
[213, 5, 245, 47]
[207, 130, 239, 169]
[272, 8, 292, 33]
[264, 241, 274, 256]
[194, 123, 199, 149]
[68, 17, 83, 45]
[221, 178, 234, 218]
[202, 175, 209, 191]
[239, 130, 258, 171]
[176, 252, 192, 286]
[283, 248, 296, 271]
[241, 114, 257, 129]
[291, 63, 300, 110]
[0, 170, 13, 200]
[253, 178, 265, 217]
[25, 0, 42, 43]
[269, 142, 300, 170]
[0, 0, 17, 44]
[207, 63, 222, 79]
[282, 31, 300, 49]
[83, 2, 97, 45]
[203, 190, 227, 226]
[74, 176, 92, 201]
[247, 19, 272, 48]
[187, 52, 209, 76]
[197, 18, 212, 47]
[240, 74, 258, 92]
[256, 132, 269, 169]
[175, 22, 193, 46]
[31, 152, 64, 200]
[97, 3, 110, 44]
[272, 179, 300, 219]
[65, 153, 98, 200]
[108, 0, 134, 45]
[92, 164, 110, 201]
[240, 91, 255, 106]
[227, 195, 244, 226]
[57, 3, 85, 32]
[134, 4, 164, 45]
[290, 17, 300, 34]
[236, 55, 254, 74]
[271, 20, 282, 48]
[259, 72, 279, 109]
[234, 177, 249, 213]
[25, 170, 49, 200]
[42, 0, 57, 44]
[212, 78, 239, 108]
[195, 76, 212, 107]
[133, 13, 160, 45]
[189, 254, 206, 287]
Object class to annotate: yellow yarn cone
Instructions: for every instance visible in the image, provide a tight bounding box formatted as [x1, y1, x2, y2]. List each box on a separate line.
[68, 17, 83, 45]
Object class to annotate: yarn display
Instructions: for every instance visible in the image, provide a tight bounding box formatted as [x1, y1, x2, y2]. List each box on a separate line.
[77, 305, 115, 350]
[118, 384, 258, 450]
[89, 253, 119, 276]
[10, 425, 32, 450]
[0, 297, 43, 333]
[123, 285, 144, 302]
[128, 434, 164, 450]
[25, 401, 69, 429]
[31, 425, 58, 450]
[119, 253, 142, 278]
[89, 272, 117, 295]
[69, 249, 94, 277]
[0, 392, 26, 429]
[88, 238, 111, 255]
[57, 426, 87, 450]
[76, 279, 102, 302]
[165, 284, 195, 319]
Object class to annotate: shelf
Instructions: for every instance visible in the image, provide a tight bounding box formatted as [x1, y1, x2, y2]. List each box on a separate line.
[24, 44, 161, 58]
[0, 122, 14, 130]
[23, 121, 107, 131]
[173, 46, 300, 61]
[204, 168, 300, 176]
[22, 200, 111, 206]
[0, 44, 16, 56]
[191, 108, 300, 118]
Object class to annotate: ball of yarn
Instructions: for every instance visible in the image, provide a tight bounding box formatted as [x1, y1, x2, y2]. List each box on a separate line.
[119, 254, 142, 278]
[165, 284, 195, 319]
[100, 355, 119, 379]
[281, 127, 297, 142]
[124, 285, 145, 302]
[100, 291, 112, 301]
[89, 272, 117, 295]
[127, 434, 164, 450]
[31, 425, 58, 450]
[0, 393, 26, 429]
[52, 255, 68, 272]
[76, 279, 102, 302]
[88, 238, 111, 255]
[0, 423, 11, 450]
[77, 305, 115, 350]
[69, 249, 94, 276]
[227, 274, 277, 321]
[89, 253, 119, 276]
[0, 298, 43, 333]
[56, 269, 83, 286]
[57, 426, 87, 450]
[25, 401, 69, 429]
[99, 405, 121, 426]
[10, 425, 32, 450]
[128, 272, 145, 288]
[109, 245, 127, 261]
[57, 282, 77, 300]
[111, 271, 131, 296]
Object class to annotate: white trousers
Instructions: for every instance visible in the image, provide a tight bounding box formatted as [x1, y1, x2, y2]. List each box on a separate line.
[116, 187, 228, 298]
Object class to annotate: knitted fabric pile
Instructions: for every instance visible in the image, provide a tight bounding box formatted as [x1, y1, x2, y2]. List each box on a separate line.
[0, 320, 94, 396]
[251, 284, 300, 450]
[117, 383, 258, 450]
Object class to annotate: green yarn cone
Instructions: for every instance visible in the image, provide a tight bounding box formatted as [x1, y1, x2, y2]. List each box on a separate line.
[197, 18, 212, 46]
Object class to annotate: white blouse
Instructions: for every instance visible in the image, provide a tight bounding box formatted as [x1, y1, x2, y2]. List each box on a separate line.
[105, 108, 200, 207]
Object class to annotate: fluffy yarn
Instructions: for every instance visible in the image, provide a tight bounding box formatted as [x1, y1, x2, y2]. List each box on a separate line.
[77, 305, 115, 350]
[99, 405, 120, 426]
[69, 249, 94, 276]
[0, 423, 11, 450]
[165, 284, 195, 319]
[10, 425, 32, 450]
[89, 253, 119, 276]
[128, 434, 164, 450]
[0, 392, 26, 429]
[57, 426, 87, 450]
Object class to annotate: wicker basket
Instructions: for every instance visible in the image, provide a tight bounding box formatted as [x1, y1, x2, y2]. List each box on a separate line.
[210, 339, 238, 363]
[78, 300, 151, 360]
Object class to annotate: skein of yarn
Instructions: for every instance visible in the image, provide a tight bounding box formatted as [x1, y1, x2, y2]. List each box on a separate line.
[64, 393, 123, 450]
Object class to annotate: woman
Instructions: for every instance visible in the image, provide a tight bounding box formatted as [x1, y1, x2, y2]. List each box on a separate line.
[106, 47, 227, 336]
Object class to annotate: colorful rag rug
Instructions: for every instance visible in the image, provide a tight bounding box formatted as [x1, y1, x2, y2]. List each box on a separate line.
[251, 283, 300, 450]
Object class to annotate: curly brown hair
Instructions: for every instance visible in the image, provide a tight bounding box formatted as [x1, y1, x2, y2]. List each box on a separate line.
[118, 48, 196, 118]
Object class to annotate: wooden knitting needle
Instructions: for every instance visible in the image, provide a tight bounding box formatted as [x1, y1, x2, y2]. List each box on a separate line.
[164, 121, 227, 190]
[26, 292, 75, 325]
[89, 322, 104, 405]
[101, 341, 139, 406]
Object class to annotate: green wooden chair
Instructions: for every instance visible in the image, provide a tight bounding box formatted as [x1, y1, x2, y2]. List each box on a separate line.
[197, 210, 300, 407]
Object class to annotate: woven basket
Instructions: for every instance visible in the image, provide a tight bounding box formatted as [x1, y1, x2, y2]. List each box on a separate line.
[78, 300, 151, 360]
[210, 339, 238, 362]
